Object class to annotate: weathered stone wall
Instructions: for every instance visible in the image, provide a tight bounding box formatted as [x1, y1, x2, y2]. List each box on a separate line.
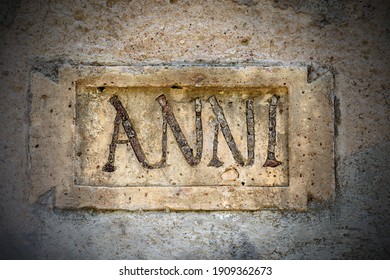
[0, 0, 389, 259]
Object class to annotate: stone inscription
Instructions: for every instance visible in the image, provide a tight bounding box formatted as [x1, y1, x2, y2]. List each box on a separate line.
[102, 94, 280, 171]
[29, 65, 335, 210]
[75, 86, 289, 187]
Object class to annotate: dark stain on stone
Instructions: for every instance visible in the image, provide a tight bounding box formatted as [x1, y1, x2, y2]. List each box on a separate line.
[192, 73, 207, 84]
[171, 84, 183, 89]
[233, 0, 257, 7]
[106, 0, 124, 8]
[228, 232, 258, 259]
[273, 0, 350, 27]
[241, 37, 250, 46]
[0, 0, 21, 27]
[334, 95, 341, 137]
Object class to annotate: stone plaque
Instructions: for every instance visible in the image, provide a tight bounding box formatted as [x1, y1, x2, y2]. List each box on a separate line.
[29, 64, 335, 210]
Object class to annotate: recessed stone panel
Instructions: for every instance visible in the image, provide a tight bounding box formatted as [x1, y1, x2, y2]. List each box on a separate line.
[29, 64, 335, 211]
[75, 85, 289, 188]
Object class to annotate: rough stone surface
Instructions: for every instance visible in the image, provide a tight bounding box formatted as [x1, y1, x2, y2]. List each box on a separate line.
[0, 0, 389, 259]
[29, 65, 334, 211]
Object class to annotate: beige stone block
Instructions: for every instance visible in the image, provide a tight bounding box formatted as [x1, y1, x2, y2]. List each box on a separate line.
[29, 64, 334, 211]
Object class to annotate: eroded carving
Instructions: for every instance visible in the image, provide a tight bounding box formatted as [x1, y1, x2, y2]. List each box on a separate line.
[102, 95, 167, 171]
[156, 94, 203, 166]
[208, 96, 255, 167]
[263, 95, 282, 167]
[103, 93, 282, 172]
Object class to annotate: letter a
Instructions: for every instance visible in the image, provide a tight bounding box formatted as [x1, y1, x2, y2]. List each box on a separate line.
[102, 95, 167, 172]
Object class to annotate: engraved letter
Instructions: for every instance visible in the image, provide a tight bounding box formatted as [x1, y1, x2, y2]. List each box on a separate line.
[156, 94, 203, 166]
[102, 95, 167, 172]
[263, 95, 282, 167]
[207, 96, 255, 167]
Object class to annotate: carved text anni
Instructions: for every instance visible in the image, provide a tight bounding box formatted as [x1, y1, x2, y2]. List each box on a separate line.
[102, 94, 281, 172]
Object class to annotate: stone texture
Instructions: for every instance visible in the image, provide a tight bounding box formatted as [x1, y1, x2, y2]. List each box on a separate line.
[0, 0, 389, 259]
[29, 65, 334, 210]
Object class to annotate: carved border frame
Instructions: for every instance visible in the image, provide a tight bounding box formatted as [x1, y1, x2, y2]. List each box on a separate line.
[29, 64, 334, 211]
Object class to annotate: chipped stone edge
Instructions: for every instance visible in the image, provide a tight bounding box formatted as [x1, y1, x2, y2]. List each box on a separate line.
[29, 63, 334, 211]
